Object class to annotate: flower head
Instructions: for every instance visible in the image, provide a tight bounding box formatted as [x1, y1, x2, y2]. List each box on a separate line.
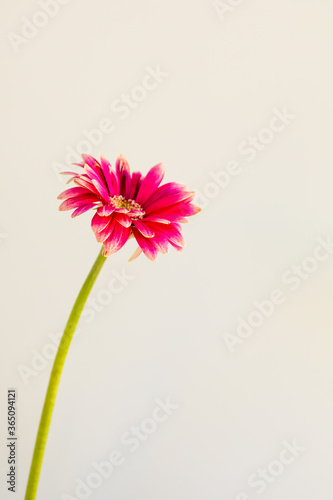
[58, 154, 201, 261]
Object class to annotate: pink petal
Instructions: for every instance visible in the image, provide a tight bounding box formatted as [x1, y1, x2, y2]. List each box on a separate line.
[133, 220, 155, 238]
[102, 223, 131, 256]
[97, 205, 115, 216]
[59, 194, 99, 211]
[72, 203, 96, 218]
[147, 222, 185, 248]
[115, 213, 132, 228]
[110, 170, 120, 195]
[95, 219, 115, 243]
[83, 164, 109, 202]
[100, 154, 114, 196]
[91, 212, 113, 233]
[136, 163, 165, 205]
[57, 187, 88, 200]
[146, 213, 188, 224]
[115, 155, 131, 198]
[91, 179, 110, 203]
[151, 235, 169, 255]
[132, 228, 159, 261]
[129, 209, 145, 218]
[81, 154, 99, 168]
[150, 202, 201, 222]
[74, 177, 101, 197]
[130, 171, 142, 199]
[145, 191, 195, 214]
[169, 242, 184, 252]
[142, 182, 187, 210]
[143, 216, 171, 224]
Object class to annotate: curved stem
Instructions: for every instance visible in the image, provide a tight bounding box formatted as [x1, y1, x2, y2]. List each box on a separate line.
[25, 249, 107, 500]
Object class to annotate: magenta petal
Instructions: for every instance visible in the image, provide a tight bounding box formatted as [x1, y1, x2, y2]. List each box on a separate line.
[136, 163, 165, 205]
[151, 202, 201, 221]
[57, 187, 88, 200]
[91, 212, 112, 233]
[110, 170, 120, 196]
[95, 219, 114, 243]
[145, 191, 195, 214]
[115, 155, 131, 198]
[143, 216, 171, 224]
[115, 213, 132, 228]
[151, 234, 170, 254]
[148, 222, 185, 248]
[142, 182, 187, 210]
[130, 171, 142, 199]
[97, 205, 115, 216]
[74, 178, 101, 197]
[132, 228, 159, 261]
[100, 154, 114, 196]
[91, 179, 110, 203]
[102, 223, 131, 256]
[83, 164, 109, 202]
[72, 203, 96, 218]
[169, 241, 184, 252]
[82, 154, 99, 168]
[59, 194, 98, 211]
[133, 220, 155, 238]
[146, 213, 188, 224]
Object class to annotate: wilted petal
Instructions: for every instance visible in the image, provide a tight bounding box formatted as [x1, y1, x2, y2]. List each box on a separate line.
[129, 247, 143, 262]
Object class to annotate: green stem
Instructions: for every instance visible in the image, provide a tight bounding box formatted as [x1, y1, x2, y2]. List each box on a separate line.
[25, 249, 107, 500]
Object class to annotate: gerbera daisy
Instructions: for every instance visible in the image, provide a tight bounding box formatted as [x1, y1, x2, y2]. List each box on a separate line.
[58, 154, 201, 261]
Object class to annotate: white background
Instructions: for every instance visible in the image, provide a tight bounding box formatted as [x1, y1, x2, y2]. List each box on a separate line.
[1, 1, 333, 499]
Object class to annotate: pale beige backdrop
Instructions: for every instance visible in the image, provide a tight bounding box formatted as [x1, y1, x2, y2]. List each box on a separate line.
[1, 1, 333, 499]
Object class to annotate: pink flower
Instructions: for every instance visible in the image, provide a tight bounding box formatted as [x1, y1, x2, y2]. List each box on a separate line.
[58, 154, 201, 261]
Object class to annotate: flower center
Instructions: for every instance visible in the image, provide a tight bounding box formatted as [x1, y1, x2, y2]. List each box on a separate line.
[109, 195, 144, 218]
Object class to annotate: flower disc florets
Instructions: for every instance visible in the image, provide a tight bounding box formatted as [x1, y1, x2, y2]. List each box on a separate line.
[109, 195, 144, 219]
